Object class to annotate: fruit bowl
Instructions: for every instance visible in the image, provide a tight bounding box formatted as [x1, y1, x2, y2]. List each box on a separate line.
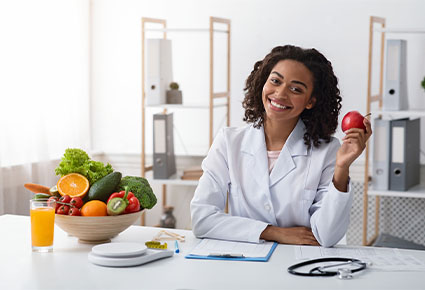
[55, 210, 143, 244]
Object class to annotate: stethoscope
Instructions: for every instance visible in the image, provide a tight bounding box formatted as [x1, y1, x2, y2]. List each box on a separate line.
[287, 257, 368, 279]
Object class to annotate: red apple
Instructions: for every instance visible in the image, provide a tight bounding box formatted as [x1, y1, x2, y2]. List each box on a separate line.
[341, 111, 366, 132]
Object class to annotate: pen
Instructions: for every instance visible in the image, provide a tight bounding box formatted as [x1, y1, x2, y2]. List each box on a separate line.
[174, 240, 180, 254]
[208, 253, 244, 258]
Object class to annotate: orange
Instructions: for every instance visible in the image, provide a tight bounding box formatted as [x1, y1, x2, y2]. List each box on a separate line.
[57, 173, 90, 198]
[81, 200, 107, 216]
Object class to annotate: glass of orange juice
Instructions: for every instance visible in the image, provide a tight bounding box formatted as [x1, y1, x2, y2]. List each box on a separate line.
[30, 199, 56, 252]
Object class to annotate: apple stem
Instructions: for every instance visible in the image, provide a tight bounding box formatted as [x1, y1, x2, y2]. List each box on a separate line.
[364, 113, 372, 118]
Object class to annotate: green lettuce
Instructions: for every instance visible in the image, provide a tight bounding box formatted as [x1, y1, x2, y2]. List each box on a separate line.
[55, 148, 113, 184]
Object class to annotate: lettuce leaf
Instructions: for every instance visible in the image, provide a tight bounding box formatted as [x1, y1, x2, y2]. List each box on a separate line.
[55, 148, 113, 184]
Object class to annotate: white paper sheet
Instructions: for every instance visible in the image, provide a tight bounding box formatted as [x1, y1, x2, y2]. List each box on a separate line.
[190, 239, 274, 258]
[294, 246, 425, 271]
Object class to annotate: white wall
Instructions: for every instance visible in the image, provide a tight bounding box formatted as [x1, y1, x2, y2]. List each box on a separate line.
[90, 0, 425, 228]
[91, 0, 425, 160]
[0, 0, 91, 166]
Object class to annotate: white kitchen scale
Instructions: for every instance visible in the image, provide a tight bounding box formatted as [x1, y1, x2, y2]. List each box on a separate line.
[88, 242, 174, 267]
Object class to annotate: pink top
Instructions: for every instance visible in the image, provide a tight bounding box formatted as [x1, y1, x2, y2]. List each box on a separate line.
[267, 150, 280, 173]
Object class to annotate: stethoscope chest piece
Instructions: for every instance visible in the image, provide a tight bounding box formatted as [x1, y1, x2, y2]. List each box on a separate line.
[337, 268, 353, 280]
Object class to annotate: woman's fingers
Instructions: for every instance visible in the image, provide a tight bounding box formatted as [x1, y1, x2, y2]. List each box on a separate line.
[363, 118, 373, 141]
[308, 240, 320, 246]
[298, 227, 319, 245]
[276, 227, 320, 245]
[342, 128, 364, 139]
[302, 237, 320, 246]
[342, 131, 365, 151]
[344, 134, 364, 147]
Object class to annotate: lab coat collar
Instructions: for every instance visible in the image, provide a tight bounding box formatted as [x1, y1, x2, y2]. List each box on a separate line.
[240, 119, 309, 157]
[270, 119, 309, 187]
[284, 119, 309, 157]
[241, 119, 309, 188]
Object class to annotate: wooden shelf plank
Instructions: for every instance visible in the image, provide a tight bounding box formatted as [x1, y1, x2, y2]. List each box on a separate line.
[370, 109, 425, 118]
[146, 103, 227, 109]
[145, 28, 228, 33]
[374, 27, 425, 33]
[147, 174, 199, 186]
[368, 183, 425, 198]
[144, 171, 200, 186]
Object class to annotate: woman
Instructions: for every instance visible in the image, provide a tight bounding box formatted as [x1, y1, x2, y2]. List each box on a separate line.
[190, 45, 371, 247]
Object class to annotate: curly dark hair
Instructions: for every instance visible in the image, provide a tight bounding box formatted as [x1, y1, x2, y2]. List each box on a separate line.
[242, 45, 342, 148]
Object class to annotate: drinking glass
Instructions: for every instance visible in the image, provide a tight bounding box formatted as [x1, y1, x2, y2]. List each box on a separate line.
[30, 199, 56, 252]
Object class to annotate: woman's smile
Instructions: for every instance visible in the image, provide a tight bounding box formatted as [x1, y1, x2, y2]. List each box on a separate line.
[268, 97, 293, 111]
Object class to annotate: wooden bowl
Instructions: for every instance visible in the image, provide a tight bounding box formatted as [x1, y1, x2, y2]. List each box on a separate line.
[55, 210, 143, 244]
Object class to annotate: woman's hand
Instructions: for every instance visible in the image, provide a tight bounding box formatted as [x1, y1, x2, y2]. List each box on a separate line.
[336, 118, 372, 168]
[260, 225, 320, 246]
[333, 118, 372, 192]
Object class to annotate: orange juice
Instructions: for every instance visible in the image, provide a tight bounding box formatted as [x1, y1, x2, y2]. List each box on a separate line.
[30, 207, 55, 248]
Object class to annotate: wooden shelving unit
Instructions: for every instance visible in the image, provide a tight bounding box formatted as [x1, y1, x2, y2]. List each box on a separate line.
[140, 17, 231, 225]
[363, 16, 425, 246]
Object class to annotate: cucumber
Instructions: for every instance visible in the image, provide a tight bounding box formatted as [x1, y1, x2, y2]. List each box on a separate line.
[33, 193, 51, 200]
[87, 171, 122, 202]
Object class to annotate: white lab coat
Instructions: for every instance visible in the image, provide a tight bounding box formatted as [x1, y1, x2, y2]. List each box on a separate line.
[190, 119, 353, 247]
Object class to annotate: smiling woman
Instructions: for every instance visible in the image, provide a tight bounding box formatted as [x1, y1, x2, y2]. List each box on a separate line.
[0, 0, 91, 215]
[190, 45, 372, 247]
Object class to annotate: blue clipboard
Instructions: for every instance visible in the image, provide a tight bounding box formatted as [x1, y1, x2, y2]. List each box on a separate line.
[185, 242, 278, 262]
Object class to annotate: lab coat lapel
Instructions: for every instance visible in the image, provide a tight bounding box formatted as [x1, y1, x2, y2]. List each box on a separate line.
[269, 146, 295, 187]
[269, 119, 308, 187]
[241, 126, 270, 190]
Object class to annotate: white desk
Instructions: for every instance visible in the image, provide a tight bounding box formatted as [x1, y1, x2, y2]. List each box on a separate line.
[1, 214, 424, 290]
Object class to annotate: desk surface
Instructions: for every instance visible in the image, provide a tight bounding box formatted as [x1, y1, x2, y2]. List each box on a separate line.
[1, 214, 424, 290]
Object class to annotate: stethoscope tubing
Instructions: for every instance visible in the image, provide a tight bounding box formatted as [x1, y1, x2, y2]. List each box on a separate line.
[287, 257, 367, 277]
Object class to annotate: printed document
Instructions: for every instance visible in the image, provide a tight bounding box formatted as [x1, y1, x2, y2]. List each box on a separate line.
[295, 246, 425, 271]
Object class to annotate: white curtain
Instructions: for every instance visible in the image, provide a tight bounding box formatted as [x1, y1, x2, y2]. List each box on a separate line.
[0, 0, 91, 215]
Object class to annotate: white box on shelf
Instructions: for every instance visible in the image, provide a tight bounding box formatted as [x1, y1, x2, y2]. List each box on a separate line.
[372, 118, 392, 190]
[146, 39, 173, 105]
[383, 39, 408, 111]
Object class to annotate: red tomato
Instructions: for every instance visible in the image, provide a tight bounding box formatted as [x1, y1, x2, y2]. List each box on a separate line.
[68, 207, 81, 216]
[59, 195, 71, 204]
[70, 197, 83, 209]
[57, 205, 70, 215]
[48, 196, 60, 212]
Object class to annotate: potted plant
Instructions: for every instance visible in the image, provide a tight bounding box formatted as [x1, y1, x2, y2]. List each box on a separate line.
[421, 76, 425, 91]
[166, 82, 182, 104]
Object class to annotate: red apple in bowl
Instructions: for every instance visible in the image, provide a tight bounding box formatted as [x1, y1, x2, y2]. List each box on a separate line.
[341, 111, 366, 132]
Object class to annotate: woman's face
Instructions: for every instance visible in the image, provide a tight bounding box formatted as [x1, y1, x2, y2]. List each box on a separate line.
[262, 59, 315, 125]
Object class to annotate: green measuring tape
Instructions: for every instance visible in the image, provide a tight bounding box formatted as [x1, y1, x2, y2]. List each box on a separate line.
[145, 241, 168, 249]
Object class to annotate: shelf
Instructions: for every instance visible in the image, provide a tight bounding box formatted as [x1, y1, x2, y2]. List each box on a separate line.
[145, 28, 228, 34]
[363, 16, 425, 246]
[146, 103, 227, 109]
[140, 16, 231, 226]
[374, 28, 425, 34]
[370, 109, 425, 118]
[145, 172, 200, 186]
[368, 183, 425, 198]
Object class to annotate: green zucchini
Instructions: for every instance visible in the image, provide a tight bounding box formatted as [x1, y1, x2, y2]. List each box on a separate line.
[87, 171, 122, 202]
